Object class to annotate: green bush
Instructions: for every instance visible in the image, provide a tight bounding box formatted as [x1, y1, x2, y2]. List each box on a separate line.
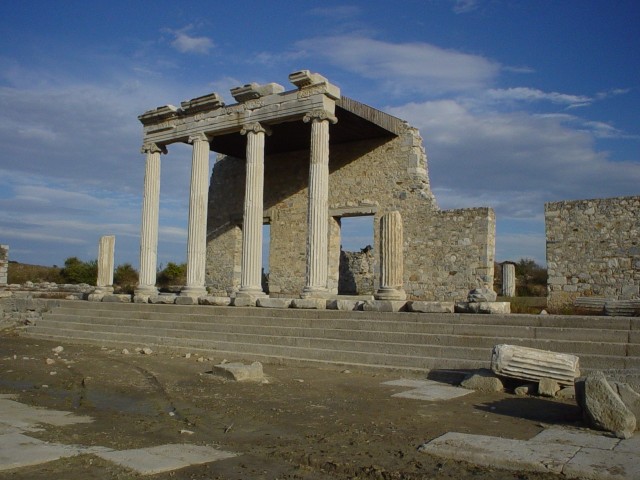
[60, 257, 98, 285]
[157, 262, 187, 288]
[114, 263, 139, 294]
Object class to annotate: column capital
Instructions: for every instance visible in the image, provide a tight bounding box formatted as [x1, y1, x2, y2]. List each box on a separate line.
[141, 142, 167, 155]
[303, 109, 338, 125]
[188, 132, 212, 144]
[240, 122, 272, 136]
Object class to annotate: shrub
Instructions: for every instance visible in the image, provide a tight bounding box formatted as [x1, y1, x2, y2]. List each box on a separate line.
[157, 262, 187, 289]
[60, 257, 98, 285]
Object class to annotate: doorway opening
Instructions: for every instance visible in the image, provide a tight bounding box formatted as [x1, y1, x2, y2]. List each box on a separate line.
[338, 215, 374, 295]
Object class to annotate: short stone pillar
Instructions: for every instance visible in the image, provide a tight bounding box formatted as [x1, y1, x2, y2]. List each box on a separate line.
[95, 236, 115, 295]
[502, 262, 516, 297]
[0, 244, 8, 287]
[375, 211, 406, 300]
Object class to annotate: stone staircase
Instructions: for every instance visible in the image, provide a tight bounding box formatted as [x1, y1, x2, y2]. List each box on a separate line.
[23, 300, 640, 373]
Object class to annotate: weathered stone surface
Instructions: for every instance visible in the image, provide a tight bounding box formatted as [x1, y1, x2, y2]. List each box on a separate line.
[175, 296, 197, 305]
[326, 299, 363, 311]
[199, 296, 231, 306]
[212, 362, 264, 382]
[362, 300, 406, 312]
[256, 298, 291, 309]
[557, 386, 575, 399]
[101, 294, 132, 303]
[0, 244, 8, 287]
[501, 262, 516, 297]
[375, 211, 406, 301]
[455, 301, 510, 314]
[546, 196, 640, 310]
[95, 235, 115, 294]
[514, 383, 537, 396]
[583, 371, 636, 438]
[468, 287, 497, 303]
[613, 382, 640, 420]
[87, 293, 104, 302]
[150, 294, 177, 304]
[407, 301, 454, 313]
[460, 369, 504, 392]
[538, 377, 561, 397]
[291, 298, 326, 310]
[231, 296, 257, 307]
[491, 344, 579, 386]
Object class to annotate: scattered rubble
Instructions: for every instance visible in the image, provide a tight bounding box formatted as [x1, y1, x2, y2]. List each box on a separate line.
[212, 361, 264, 382]
[460, 369, 503, 392]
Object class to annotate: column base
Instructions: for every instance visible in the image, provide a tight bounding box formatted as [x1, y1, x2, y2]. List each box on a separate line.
[135, 285, 158, 296]
[374, 288, 407, 301]
[236, 288, 267, 298]
[180, 286, 208, 299]
[93, 286, 114, 295]
[301, 287, 331, 299]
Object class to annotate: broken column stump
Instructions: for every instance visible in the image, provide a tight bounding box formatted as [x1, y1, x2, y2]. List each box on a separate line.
[491, 344, 580, 387]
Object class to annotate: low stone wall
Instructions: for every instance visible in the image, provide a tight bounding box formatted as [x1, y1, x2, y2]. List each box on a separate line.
[546, 195, 640, 310]
[339, 248, 374, 295]
[0, 245, 7, 286]
[0, 297, 63, 330]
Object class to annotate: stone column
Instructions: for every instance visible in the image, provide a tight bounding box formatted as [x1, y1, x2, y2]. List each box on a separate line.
[237, 123, 269, 299]
[375, 211, 406, 300]
[136, 143, 165, 298]
[0, 244, 8, 287]
[181, 133, 211, 299]
[502, 262, 516, 297]
[95, 235, 115, 294]
[302, 110, 337, 298]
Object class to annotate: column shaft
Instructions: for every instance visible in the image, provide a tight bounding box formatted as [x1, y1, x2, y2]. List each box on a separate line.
[182, 134, 211, 298]
[238, 123, 268, 297]
[502, 263, 516, 297]
[96, 235, 115, 294]
[303, 111, 336, 297]
[375, 211, 406, 300]
[136, 143, 163, 296]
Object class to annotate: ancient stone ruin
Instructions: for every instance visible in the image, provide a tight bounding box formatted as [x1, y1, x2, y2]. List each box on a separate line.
[135, 70, 495, 303]
[0, 245, 7, 287]
[546, 195, 640, 310]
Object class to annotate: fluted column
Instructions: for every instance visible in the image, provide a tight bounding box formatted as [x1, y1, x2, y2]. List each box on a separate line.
[302, 110, 337, 298]
[375, 211, 407, 300]
[237, 123, 270, 297]
[502, 262, 516, 297]
[181, 133, 211, 298]
[95, 235, 115, 294]
[136, 143, 165, 297]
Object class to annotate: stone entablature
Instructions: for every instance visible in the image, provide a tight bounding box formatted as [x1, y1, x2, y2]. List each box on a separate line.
[0, 245, 7, 287]
[546, 195, 640, 309]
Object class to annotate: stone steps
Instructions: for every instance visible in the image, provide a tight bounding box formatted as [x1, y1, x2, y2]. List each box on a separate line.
[23, 300, 640, 373]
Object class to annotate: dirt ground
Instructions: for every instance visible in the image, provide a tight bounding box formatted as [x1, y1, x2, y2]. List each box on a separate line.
[0, 331, 583, 479]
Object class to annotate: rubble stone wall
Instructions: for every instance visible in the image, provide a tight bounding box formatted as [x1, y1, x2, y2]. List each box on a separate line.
[0, 245, 7, 286]
[206, 123, 495, 301]
[546, 196, 640, 309]
[339, 249, 375, 295]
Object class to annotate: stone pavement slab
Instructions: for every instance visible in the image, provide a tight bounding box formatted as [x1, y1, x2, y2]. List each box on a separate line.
[392, 386, 472, 401]
[0, 432, 84, 471]
[95, 444, 237, 475]
[382, 378, 473, 401]
[0, 397, 93, 431]
[419, 432, 579, 474]
[529, 428, 620, 450]
[613, 434, 640, 453]
[563, 447, 638, 480]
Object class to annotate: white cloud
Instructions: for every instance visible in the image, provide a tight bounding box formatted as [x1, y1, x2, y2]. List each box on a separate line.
[485, 87, 592, 107]
[170, 32, 214, 54]
[295, 36, 500, 95]
[452, 0, 479, 14]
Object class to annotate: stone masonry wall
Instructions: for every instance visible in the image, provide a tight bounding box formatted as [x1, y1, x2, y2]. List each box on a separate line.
[0, 245, 7, 286]
[206, 123, 495, 301]
[339, 248, 375, 295]
[546, 196, 640, 309]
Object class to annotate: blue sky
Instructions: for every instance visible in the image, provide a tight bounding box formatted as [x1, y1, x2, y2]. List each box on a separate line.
[0, 0, 638, 270]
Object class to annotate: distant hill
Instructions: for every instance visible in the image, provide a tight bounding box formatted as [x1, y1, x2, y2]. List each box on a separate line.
[7, 261, 63, 284]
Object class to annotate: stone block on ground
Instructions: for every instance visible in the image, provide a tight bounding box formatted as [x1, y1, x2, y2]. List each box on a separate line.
[101, 294, 132, 303]
[87, 293, 104, 302]
[468, 287, 497, 303]
[175, 296, 198, 305]
[583, 371, 636, 439]
[612, 382, 640, 420]
[150, 294, 177, 304]
[362, 300, 406, 312]
[231, 296, 258, 307]
[407, 301, 455, 313]
[460, 369, 504, 392]
[212, 362, 264, 382]
[455, 301, 510, 314]
[514, 383, 537, 396]
[133, 294, 150, 304]
[538, 377, 561, 397]
[326, 299, 363, 311]
[199, 296, 231, 306]
[491, 344, 579, 386]
[557, 386, 576, 400]
[256, 298, 292, 309]
[291, 298, 326, 310]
